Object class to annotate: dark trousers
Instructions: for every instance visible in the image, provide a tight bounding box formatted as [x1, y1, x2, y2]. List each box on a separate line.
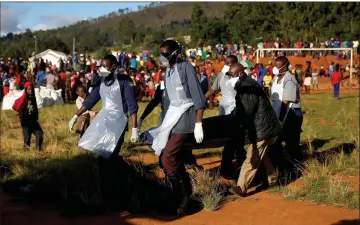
[220, 136, 246, 172]
[162, 133, 189, 176]
[22, 122, 43, 149]
[110, 131, 126, 158]
[333, 83, 340, 98]
[271, 108, 303, 169]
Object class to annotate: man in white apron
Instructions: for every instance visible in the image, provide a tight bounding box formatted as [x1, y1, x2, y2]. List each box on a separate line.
[227, 63, 281, 197]
[204, 55, 247, 179]
[271, 56, 303, 165]
[138, 73, 204, 171]
[148, 40, 206, 215]
[68, 54, 140, 158]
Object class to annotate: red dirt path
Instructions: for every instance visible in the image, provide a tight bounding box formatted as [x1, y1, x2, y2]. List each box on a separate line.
[1, 152, 359, 225]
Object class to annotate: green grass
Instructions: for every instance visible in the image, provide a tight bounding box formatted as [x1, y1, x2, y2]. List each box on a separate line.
[0, 92, 359, 212]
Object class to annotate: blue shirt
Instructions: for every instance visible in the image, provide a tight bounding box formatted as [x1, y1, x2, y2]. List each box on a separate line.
[73, 56, 78, 64]
[83, 72, 138, 116]
[130, 58, 137, 68]
[36, 71, 45, 86]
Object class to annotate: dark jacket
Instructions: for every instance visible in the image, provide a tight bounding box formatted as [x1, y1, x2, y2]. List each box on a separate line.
[235, 75, 281, 143]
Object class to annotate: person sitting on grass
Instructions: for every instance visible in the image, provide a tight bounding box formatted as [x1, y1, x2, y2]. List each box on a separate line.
[12, 81, 44, 151]
[75, 85, 97, 138]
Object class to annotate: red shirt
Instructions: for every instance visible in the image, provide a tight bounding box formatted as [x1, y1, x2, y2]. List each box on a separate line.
[91, 63, 96, 72]
[331, 71, 342, 84]
[297, 41, 303, 48]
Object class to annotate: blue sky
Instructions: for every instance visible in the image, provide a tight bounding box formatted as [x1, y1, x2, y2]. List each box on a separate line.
[1, 2, 149, 35]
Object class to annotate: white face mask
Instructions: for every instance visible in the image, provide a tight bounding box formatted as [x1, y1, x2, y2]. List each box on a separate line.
[272, 63, 290, 76]
[222, 65, 230, 73]
[99, 66, 111, 77]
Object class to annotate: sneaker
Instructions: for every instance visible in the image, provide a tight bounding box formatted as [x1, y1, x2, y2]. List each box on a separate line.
[228, 186, 247, 197]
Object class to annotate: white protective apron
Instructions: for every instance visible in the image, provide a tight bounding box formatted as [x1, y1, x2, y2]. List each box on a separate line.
[78, 78, 128, 158]
[149, 65, 194, 156]
[218, 72, 237, 115]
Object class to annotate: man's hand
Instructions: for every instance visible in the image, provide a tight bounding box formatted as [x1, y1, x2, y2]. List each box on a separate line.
[194, 122, 204, 143]
[69, 115, 79, 132]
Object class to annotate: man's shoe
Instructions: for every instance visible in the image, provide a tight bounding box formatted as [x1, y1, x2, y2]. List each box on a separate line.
[228, 186, 247, 197]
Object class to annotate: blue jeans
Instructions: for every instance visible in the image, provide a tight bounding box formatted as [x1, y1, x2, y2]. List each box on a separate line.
[333, 83, 340, 97]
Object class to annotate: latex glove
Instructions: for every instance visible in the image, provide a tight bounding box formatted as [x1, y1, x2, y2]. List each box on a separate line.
[138, 119, 143, 131]
[69, 115, 79, 132]
[194, 122, 204, 144]
[88, 87, 93, 93]
[130, 127, 139, 143]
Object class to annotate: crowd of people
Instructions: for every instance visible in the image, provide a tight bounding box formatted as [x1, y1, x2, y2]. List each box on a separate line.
[210, 38, 360, 60]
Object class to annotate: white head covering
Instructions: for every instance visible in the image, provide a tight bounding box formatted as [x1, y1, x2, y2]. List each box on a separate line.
[239, 60, 249, 68]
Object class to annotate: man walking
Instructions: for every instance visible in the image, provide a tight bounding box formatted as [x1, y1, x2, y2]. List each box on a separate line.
[227, 63, 281, 197]
[146, 40, 206, 215]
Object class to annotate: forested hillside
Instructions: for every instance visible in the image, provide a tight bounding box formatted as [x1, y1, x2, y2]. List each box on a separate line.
[1, 2, 359, 58]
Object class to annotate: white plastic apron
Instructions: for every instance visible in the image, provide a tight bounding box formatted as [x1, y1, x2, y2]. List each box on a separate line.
[149, 65, 194, 156]
[78, 78, 128, 158]
[218, 72, 236, 115]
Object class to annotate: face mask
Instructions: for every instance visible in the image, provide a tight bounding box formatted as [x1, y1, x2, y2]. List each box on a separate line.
[222, 65, 230, 73]
[229, 77, 239, 87]
[160, 56, 169, 67]
[273, 63, 289, 76]
[99, 66, 111, 77]
[244, 68, 250, 75]
[160, 49, 178, 67]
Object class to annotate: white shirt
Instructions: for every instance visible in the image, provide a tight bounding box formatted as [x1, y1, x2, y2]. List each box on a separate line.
[353, 41, 359, 48]
[76, 96, 90, 115]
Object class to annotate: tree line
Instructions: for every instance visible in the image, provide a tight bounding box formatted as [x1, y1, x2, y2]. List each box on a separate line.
[0, 2, 359, 58]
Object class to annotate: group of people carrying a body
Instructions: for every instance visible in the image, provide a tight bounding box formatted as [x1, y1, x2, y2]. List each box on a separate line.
[64, 39, 302, 215]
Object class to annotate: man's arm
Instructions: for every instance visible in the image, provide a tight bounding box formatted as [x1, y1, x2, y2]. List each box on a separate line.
[140, 85, 163, 120]
[185, 63, 206, 123]
[123, 77, 139, 128]
[205, 73, 221, 99]
[80, 84, 101, 115]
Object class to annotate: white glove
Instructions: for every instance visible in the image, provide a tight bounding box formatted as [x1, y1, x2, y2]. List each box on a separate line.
[89, 87, 93, 93]
[130, 127, 139, 143]
[194, 122, 204, 144]
[69, 115, 79, 132]
[138, 119, 143, 131]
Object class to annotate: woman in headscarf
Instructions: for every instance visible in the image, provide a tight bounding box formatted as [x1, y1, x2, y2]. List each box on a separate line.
[13, 81, 44, 151]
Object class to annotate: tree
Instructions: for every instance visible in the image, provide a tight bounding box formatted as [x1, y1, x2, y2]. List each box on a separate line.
[190, 3, 207, 45]
[118, 17, 135, 44]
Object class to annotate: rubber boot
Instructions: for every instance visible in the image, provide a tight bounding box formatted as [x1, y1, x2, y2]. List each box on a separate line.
[168, 173, 192, 215]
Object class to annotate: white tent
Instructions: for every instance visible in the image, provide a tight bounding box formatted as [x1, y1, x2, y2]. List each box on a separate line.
[29, 49, 68, 68]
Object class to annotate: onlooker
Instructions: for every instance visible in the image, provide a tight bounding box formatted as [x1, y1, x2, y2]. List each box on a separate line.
[12, 82, 43, 151]
[304, 62, 312, 94]
[331, 63, 342, 100]
[312, 68, 319, 90]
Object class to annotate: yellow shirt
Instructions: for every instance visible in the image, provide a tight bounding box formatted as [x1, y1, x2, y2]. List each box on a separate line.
[263, 75, 272, 88]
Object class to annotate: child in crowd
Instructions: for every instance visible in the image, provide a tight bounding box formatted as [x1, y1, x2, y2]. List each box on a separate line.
[12, 82, 43, 151]
[263, 73, 272, 98]
[75, 85, 96, 138]
[312, 68, 319, 90]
